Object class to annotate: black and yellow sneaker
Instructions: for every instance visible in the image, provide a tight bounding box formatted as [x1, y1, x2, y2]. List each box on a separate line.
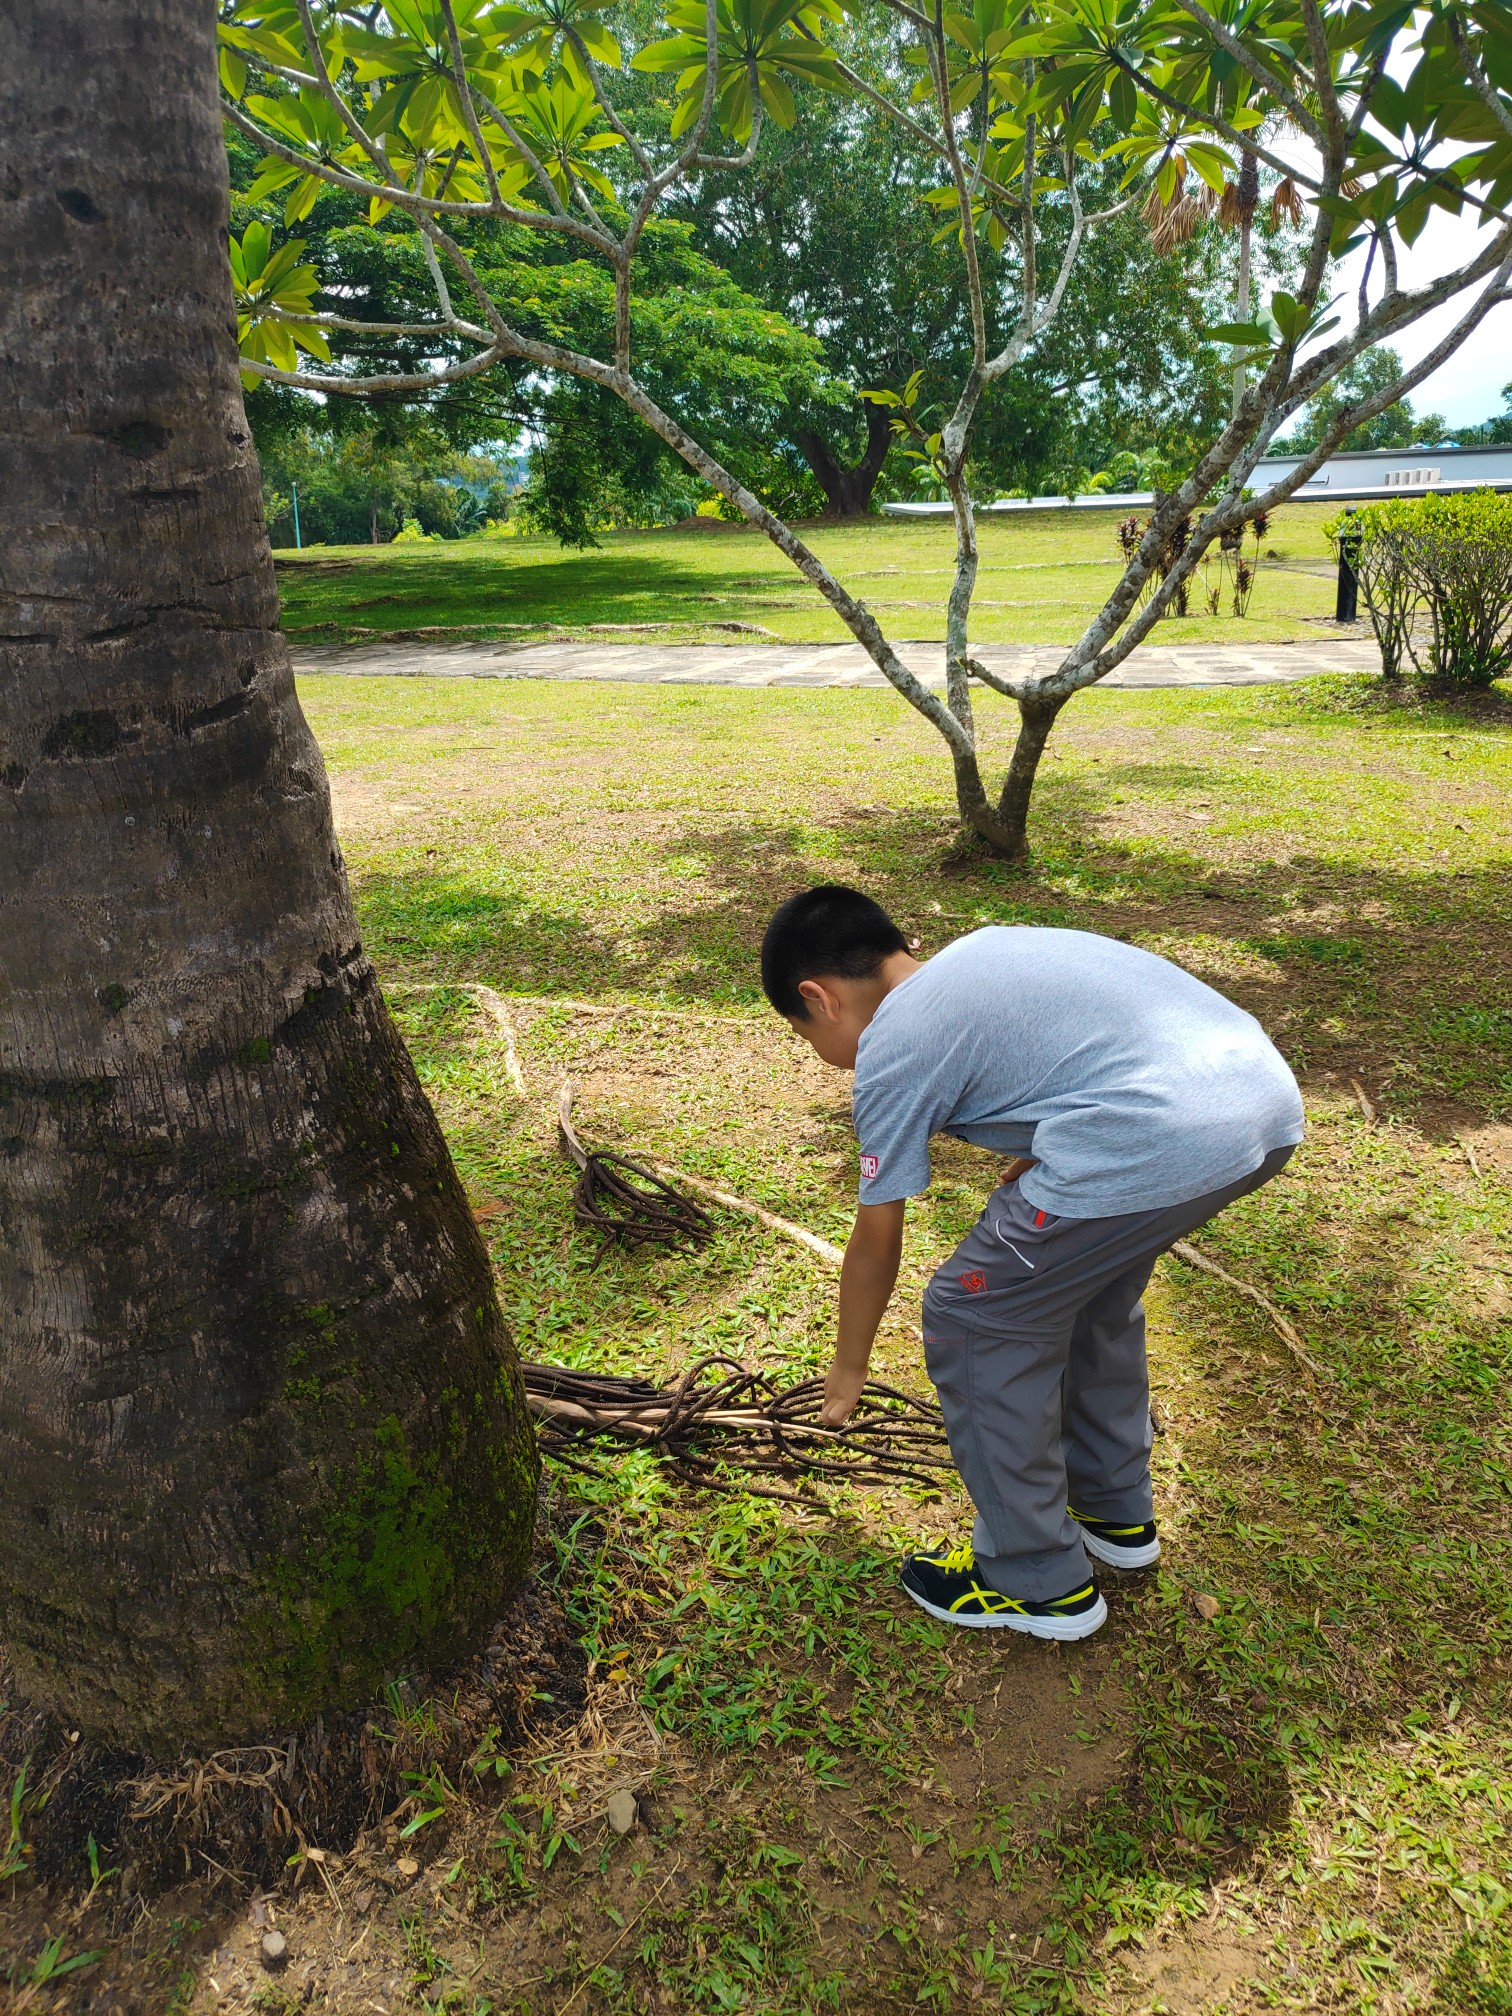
[1069, 1508, 1161, 1570]
[900, 1542, 1107, 1640]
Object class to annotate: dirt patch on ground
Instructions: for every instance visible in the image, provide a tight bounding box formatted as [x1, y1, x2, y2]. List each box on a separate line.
[1118, 1920, 1273, 2011]
[1, 1573, 1134, 2013]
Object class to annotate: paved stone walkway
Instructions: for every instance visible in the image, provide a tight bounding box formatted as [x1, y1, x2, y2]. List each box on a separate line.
[292, 634, 1382, 690]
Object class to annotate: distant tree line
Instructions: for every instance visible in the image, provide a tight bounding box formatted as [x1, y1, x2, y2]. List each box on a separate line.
[1278, 351, 1512, 457]
[230, 85, 1273, 542]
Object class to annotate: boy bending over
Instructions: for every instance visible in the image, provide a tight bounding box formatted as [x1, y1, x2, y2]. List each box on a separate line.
[761, 885, 1303, 1642]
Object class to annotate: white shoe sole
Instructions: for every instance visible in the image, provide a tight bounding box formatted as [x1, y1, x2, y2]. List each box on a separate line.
[902, 1583, 1109, 1640]
[1079, 1529, 1162, 1571]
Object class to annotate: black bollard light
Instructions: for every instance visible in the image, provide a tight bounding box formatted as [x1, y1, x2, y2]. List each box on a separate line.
[1335, 508, 1361, 623]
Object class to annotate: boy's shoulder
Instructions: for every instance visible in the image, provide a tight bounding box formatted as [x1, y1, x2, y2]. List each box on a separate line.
[916, 924, 1108, 980]
[864, 928, 1038, 1044]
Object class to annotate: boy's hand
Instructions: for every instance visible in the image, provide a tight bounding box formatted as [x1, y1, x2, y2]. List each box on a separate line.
[999, 1155, 1037, 1186]
[820, 1356, 869, 1427]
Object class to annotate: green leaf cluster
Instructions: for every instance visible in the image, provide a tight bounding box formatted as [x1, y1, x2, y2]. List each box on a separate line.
[230, 220, 332, 373]
[633, 0, 848, 140]
[223, 0, 627, 221]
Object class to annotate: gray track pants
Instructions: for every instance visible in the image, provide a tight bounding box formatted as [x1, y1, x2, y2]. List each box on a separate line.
[920, 1145, 1294, 1600]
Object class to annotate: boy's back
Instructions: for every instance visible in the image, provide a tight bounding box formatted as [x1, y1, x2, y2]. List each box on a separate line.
[854, 926, 1304, 1217]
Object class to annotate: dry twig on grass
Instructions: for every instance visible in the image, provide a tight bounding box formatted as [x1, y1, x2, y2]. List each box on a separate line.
[647, 1161, 845, 1266]
[1168, 1240, 1326, 1380]
[465, 984, 528, 1097]
[557, 1084, 713, 1261]
[523, 1354, 953, 1503]
[383, 980, 530, 1096]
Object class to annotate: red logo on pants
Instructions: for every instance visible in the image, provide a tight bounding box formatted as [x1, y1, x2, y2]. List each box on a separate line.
[959, 1270, 988, 1294]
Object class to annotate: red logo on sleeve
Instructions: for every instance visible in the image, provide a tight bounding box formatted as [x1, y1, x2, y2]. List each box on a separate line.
[960, 1270, 988, 1294]
[859, 1154, 879, 1181]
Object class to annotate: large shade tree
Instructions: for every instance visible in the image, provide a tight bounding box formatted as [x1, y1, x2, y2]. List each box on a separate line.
[0, 0, 538, 1749]
[229, 121, 835, 539]
[674, 83, 1237, 516]
[222, 0, 1511, 863]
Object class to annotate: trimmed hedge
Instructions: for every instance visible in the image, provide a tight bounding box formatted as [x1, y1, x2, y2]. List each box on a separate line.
[1332, 489, 1512, 688]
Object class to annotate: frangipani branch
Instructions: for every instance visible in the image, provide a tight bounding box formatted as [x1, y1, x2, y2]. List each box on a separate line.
[224, 0, 1512, 858]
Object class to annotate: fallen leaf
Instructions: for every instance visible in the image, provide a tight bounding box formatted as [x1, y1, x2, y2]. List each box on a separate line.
[1193, 1593, 1222, 1621]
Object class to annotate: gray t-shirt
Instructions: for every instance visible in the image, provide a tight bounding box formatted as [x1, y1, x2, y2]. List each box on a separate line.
[853, 927, 1304, 1218]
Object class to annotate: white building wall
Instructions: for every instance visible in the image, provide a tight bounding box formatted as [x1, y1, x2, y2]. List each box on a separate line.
[1252, 443, 1512, 496]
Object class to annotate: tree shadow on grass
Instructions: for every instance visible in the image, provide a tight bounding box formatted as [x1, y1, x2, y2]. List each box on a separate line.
[278, 547, 793, 635]
[356, 798, 1512, 1135]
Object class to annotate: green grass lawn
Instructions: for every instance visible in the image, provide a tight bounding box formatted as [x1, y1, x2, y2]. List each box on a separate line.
[273, 500, 1348, 651]
[12, 672, 1509, 2014]
[293, 671, 1510, 2013]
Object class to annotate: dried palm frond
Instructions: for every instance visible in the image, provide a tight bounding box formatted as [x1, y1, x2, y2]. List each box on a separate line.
[1143, 179, 1215, 253]
[1270, 175, 1305, 229]
[523, 1355, 954, 1503]
[1217, 180, 1251, 230]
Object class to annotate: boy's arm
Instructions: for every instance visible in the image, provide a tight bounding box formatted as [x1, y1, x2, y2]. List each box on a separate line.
[820, 1199, 906, 1426]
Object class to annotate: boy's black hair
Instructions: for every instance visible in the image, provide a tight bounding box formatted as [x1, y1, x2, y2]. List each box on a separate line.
[761, 884, 909, 1018]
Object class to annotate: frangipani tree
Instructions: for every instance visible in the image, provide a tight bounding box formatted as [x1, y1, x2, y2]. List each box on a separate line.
[223, 0, 1512, 858]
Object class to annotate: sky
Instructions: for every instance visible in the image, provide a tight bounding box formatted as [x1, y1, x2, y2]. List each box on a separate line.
[1344, 203, 1512, 428]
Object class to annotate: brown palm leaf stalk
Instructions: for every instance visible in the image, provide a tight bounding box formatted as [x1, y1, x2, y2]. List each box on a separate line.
[542, 1082, 953, 1498]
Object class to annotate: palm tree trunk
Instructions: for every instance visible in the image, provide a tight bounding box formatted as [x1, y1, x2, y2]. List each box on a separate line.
[0, 0, 537, 1749]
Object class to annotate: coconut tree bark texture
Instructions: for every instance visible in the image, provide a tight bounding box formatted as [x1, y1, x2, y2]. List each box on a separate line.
[0, 0, 538, 1749]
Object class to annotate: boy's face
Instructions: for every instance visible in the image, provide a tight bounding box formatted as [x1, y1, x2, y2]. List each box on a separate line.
[785, 975, 877, 1071]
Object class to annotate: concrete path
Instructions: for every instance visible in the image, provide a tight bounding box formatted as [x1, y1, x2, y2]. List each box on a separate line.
[291, 634, 1382, 690]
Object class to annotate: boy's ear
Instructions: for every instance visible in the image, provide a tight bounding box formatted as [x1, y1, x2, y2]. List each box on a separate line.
[796, 976, 839, 1020]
